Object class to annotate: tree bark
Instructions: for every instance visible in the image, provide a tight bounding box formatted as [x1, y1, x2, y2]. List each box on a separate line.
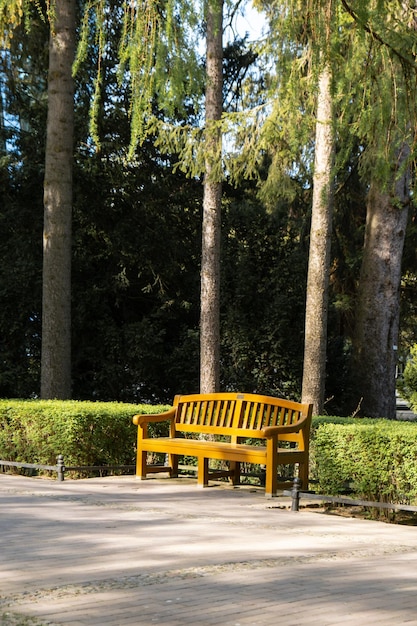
[352, 151, 410, 418]
[301, 62, 334, 415]
[41, 0, 75, 399]
[200, 0, 223, 393]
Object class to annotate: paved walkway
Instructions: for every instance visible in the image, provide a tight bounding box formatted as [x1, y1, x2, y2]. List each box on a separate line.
[1, 473, 417, 626]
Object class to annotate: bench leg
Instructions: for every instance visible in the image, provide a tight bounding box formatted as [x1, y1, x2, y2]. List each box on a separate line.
[265, 465, 278, 497]
[168, 453, 179, 478]
[298, 460, 309, 491]
[136, 450, 148, 480]
[229, 461, 241, 486]
[265, 440, 278, 497]
[197, 457, 209, 488]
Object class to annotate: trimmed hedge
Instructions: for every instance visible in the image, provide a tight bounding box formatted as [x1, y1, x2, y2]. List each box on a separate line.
[0, 399, 169, 469]
[310, 417, 417, 505]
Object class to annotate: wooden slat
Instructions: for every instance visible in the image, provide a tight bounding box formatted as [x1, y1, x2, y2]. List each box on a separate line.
[182, 401, 189, 424]
[196, 401, 204, 425]
[218, 401, 228, 427]
[256, 403, 264, 428]
[243, 402, 251, 429]
[241, 402, 251, 429]
[289, 409, 300, 425]
[223, 400, 235, 428]
[251, 403, 261, 430]
[215, 400, 224, 427]
[264, 404, 273, 428]
[206, 400, 214, 426]
[271, 405, 279, 428]
[211, 401, 220, 427]
[216, 400, 224, 427]
[218, 401, 226, 427]
[228, 400, 236, 427]
[266, 406, 274, 428]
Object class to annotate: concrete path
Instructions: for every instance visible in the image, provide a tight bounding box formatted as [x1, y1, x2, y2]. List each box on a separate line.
[1, 473, 417, 625]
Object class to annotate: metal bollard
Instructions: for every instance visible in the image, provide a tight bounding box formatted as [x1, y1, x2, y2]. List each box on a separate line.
[291, 476, 302, 511]
[56, 454, 65, 482]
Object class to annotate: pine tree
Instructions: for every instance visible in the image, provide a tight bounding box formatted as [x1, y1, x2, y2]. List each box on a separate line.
[343, 0, 416, 417]
[41, 0, 76, 398]
[301, 1, 335, 415]
[200, 0, 223, 393]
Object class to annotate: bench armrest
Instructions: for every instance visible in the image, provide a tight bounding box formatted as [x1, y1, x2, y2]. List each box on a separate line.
[262, 414, 310, 438]
[132, 407, 176, 427]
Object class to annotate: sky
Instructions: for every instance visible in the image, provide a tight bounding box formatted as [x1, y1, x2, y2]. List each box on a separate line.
[228, 2, 267, 43]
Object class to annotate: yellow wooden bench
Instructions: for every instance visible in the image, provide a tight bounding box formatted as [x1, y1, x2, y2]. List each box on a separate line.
[132, 392, 313, 497]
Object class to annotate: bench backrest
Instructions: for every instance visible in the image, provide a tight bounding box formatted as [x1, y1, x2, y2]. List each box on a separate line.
[172, 392, 311, 443]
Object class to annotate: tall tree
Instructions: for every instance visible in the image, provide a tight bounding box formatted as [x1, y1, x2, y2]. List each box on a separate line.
[200, 0, 223, 393]
[41, 0, 76, 398]
[252, 0, 337, 409]
[352, 158, 410, 418]
[301, 64, 334, 414]
[0, 62, 5, 155]
[302, 1, 335, 415]
[249, 0, 417, 415]
[344, 0, 416, 417]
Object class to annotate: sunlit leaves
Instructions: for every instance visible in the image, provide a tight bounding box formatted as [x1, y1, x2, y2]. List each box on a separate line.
[73, 0, 203, 155]
[251, 0, 417, 201]
[0, 0, 53, 45]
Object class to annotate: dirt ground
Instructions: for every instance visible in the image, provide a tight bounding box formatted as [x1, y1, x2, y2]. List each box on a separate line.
[320, 504, 417, 526]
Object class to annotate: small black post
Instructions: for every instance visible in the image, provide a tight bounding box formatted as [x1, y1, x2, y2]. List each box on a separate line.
[57, 454, 65, 482]
[291, 476, 301, 511]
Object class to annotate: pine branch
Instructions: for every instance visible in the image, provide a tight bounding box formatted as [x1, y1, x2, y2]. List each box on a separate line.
[340, 0, 417, 71]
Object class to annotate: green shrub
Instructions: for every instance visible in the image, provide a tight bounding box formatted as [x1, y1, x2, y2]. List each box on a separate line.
[398, 344, 417, 404]
[0, 399, 169, 471]
[311, 419, 417, 505]
[408, 390, 417, 415]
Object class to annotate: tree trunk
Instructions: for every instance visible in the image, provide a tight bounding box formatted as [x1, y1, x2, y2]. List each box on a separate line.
[41, 0, 75, 399]
[0, 69, 5, 155]
[301, 62, 334, 415]
[352, 152, 410, 418]
[200, 0, 223, 394]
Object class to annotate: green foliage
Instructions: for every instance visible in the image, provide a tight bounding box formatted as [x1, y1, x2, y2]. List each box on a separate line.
[0, 13, 47, 398]
[334, 1, 417, 193]
[311, 419, 417, 505]
[0, 0, 45, 43]
[71, 130, 203, 401]
[74, 0, 203, 154]
[397, 344, 417, 405]
[254, 0, 417, 202]
[0, 0, 318, 407]
[152, 35, 264, 182]
[0, 399, 169, 469]
[220, 190, 309, 397]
